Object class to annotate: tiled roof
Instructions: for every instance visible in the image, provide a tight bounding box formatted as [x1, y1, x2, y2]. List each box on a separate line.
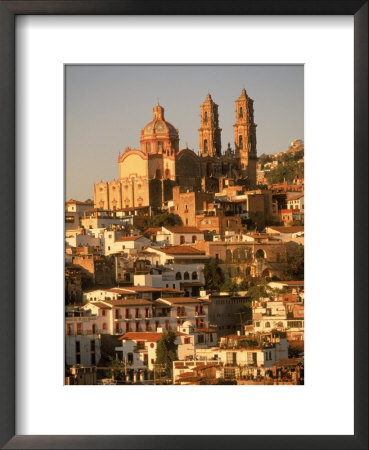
[163, 226, 202, 234]
[116, 235, 145, 242]
[89, 302, 112, 309]
[160, 245, 205, 255]
[157, 297, 208, 305]
[267, 226, 304, 233]
[104, 298, 154, 306]
[274, 358, 303, 367]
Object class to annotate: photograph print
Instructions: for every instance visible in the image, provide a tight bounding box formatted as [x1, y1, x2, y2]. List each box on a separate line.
[65, 65, 304, 385]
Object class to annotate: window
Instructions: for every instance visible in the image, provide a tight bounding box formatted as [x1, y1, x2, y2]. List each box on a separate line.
[102, 323, 107, 330]
[92, 324, 97, 334]
[175, 272, 182, 280]
[192, 271, 198, 280]
[67, 324, 72, 335]
[76, 323, 82, 335]
[203, 139, 208, 152]
[184, 337, 191, 344]
[184, 272, 189, 280]
[165, 320, 170, 330]
[239, 107, 243, 118]
[192, 235, 196, 243]
[145, 321, 150, 331]
[125, 322, 130, 332]
[265, 322, 271, 328]
[75, 341, 81, 364]
[204, 111, 208, 123]
[198, 335, 204, 344]
[102, 309, 106, 316]
[155, 321, 159, 331]
[180, 235, 185, 245]
[135, 322, 140, 332]
[239, 135, 243, 149]
[185, 218, 189, 225]
[158, 141, 163, 151]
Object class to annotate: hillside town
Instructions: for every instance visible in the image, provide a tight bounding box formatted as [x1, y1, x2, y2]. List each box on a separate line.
[65, 89, 304, 385]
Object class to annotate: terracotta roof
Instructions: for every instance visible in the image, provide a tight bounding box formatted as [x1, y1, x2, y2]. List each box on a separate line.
[157, 297, 208, 305]
[120, 286, 183, 293]
[287, 193, 304, 200]
[88, 302, 112, 309]
[118, 331, 185, 342]
[160, 245, 205, 255]
[267, 226, 304, 234]
[104, 298, 154, 306]
[116, 235, 146, 242]
[66, 199, 93, 205]
[274, 358, 303, 367]
[144, 227, 162, 234]
[163, 226, 202, 234]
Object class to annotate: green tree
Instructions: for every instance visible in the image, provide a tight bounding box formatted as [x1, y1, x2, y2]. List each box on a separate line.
[107, 356, 125, 381]
[149, 212, 183, 227]
[246, 278, 273, 302]
[220, 278, 239, 294]
[284, 244, 304, 280]
[155, 331, 178, 377]
[204, 258, 224, 291]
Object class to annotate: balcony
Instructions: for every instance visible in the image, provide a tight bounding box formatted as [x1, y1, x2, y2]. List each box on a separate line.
[124, 315, 132, 320]
[114, 315, 123, 320]
[195, 311, 205, 317]
[134, 345, 148, 352]
[67, 329, 100, 336]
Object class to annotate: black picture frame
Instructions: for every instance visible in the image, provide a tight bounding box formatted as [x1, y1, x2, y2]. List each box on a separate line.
[0, 1, 367, 449]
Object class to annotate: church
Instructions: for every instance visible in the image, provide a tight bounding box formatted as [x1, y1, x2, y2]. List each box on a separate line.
[93, 88, 258, 210]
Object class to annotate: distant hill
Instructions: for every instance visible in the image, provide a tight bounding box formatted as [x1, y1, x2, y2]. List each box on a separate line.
[258, 140, 304, 184]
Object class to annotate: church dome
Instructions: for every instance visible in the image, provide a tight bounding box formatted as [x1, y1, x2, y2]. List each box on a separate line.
[142, 103, 178, 139]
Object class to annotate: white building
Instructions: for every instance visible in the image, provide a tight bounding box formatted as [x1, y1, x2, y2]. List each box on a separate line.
[65, 314, 101, 366]
[155, 226, 204, 246]
[287, 193, 304, 211]
[103, 233, 150, 256]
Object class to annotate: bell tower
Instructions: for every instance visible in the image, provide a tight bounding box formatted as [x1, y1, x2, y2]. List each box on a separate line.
[233, 88, 257, 186]
[198, 93, 222, 157]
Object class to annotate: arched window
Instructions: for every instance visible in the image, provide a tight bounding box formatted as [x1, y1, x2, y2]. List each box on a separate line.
[225, 249, 232, 262]
[184, 272, 190, 280]
[239, 107, 243, 118]
[255, 249, 266, 259]
[192, 272, 198, 280]
[175, 272, 182, 280]
[265, 322, 271, 328]
[203, 139, 208, 152]
[239, 135, 243, 149]
[204, 111, 208, 123]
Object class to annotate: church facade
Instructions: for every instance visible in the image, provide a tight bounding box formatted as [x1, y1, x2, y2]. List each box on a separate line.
[93, 89, 257, 210]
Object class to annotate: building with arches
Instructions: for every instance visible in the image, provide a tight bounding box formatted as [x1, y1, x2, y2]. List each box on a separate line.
[93, 89, 258, 210]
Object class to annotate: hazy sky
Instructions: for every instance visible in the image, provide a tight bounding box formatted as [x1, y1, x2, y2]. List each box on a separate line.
[66, 65, 303, 201]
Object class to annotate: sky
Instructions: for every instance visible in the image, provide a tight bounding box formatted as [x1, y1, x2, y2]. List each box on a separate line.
[66, 65, 304, 201]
